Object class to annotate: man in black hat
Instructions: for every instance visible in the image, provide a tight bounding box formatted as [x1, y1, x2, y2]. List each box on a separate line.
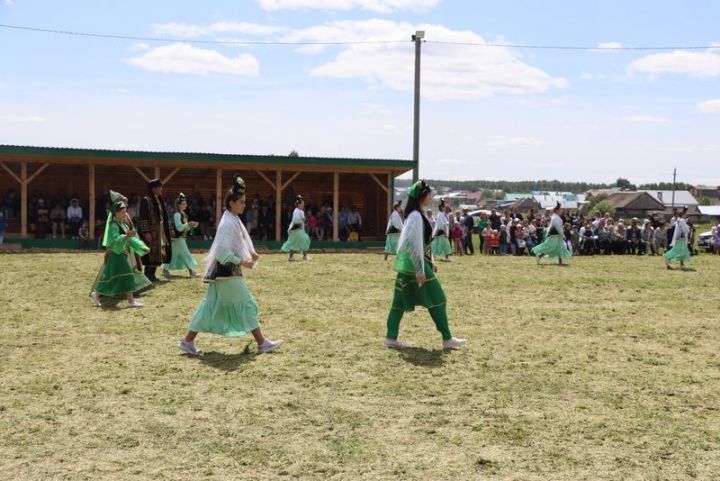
[138, 179, 173, 282]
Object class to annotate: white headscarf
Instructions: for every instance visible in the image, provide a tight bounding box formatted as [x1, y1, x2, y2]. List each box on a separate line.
[203, 209, 256, 279]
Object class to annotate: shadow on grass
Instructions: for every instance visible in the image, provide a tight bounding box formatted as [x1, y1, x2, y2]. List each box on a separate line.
[196, 342, 258, 372]
[395, 347, 446, 368]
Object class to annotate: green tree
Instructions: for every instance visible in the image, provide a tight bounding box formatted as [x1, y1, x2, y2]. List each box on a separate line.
[592, 200, 616, 218]
[698, 196, 714, 206]
[614, 177, 637, 191]
[586, 193, 609, 213]
[289, 150, 299, 157]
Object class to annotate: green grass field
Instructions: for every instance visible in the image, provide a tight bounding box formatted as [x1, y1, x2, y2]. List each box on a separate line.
[1, 251, 719, 480]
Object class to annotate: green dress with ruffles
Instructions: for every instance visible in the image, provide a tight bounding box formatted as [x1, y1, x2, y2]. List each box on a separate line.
[95, 221, 152, 296]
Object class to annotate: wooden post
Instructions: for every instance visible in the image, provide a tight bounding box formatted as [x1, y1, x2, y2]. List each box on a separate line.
[20, 162, 27, 238]
[333, 172, 339, 241]
[275, 170, 282, 242]
[154, 167, 160, 181]
[215, 169, 222, 229]
[387, 172, 393, 219]
[89, 164, 96, 240]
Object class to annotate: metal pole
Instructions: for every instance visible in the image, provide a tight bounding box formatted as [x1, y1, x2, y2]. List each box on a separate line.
[671, 167, 676, 211]
[412, 31, 424, 183]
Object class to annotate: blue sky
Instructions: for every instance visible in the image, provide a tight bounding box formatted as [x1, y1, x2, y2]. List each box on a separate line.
[2, 0, 720, 185]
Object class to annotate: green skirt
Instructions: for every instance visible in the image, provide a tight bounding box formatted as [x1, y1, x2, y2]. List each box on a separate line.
[165, 238, 198, 270]
[664, 238, 691, 263]
[385, 233, 400, 254]
[391, 262, 447, 313]
[281, 229, 311, 253]
[95, 252, 152, 296]
[532, 235, 572, 259]
[431, 235, 453, 257]
[188, 277, 260, 337]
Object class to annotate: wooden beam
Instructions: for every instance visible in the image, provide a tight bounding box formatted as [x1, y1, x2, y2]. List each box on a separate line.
[26, 163, 50, 185]
[369, 173, 388, 193]
[133, 167, 150, 183]
[256, 170, 276, 191]
[20, 162, 27, 238]
[89, 164, 96, 241]
[162, 167, 181, 185]
[281, 171, 301, 191]
[215, 169, 222, 229]
[0, 162, 21, 184]
[333, 172, 339, 241]
[275, 171, 282, 242]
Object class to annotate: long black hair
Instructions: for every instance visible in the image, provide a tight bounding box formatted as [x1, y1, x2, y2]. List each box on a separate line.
[404, 181, 433, 220]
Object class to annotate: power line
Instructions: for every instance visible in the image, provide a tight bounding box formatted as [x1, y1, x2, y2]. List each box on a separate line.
[1, 23, 717, 51]
[0, 23, 406, 45]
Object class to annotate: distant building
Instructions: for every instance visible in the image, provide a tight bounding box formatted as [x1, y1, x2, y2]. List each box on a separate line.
[690, 185, 720, 200]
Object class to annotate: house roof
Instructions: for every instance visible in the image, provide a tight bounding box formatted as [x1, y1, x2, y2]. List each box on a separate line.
[641, 190, 699, 207]
[605, 192, 666, 210]
[0, 144, 414, 171]
[698, 206, 720, 216]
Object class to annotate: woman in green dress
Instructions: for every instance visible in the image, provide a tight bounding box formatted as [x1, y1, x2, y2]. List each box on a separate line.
[281, 195, 312, 261]
[664, 208, 691, 270]
[384, 180, 467, 350]
[384, 200, 404, 261]
[162, 193, 199, 278]
[90, 198, 151, 308]
[178, 174, 283, 356]
[532, 202, 572, 265]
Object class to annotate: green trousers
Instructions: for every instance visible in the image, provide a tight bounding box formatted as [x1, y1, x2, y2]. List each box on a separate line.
[385, 267, 452, 341]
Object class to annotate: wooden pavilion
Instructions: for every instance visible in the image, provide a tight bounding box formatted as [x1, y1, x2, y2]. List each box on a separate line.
[0, 145, 414, 241]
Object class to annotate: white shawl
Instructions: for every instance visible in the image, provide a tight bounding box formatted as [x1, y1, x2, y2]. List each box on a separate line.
[385, 210, 404, 234]
[203, 210, 256, 279]
[550, 214, 564, 236]
[671, 218, 689, 246]
[287, 207, 306, 234]
[433, 211, 449, 237]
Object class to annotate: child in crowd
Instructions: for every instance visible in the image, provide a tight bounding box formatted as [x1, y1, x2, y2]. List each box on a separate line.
[451, 222, 464, 255]
[490, 229, 500, 255]
[78, 221, 90, 249]
[482, 224, 493, 255]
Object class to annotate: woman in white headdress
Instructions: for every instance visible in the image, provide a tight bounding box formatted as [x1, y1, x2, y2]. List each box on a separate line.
[177, 174, 283, 355]
[384, 200, 404, 261]
[281, 195, 312, 261]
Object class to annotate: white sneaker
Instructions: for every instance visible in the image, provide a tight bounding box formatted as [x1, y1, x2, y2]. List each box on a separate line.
[189, 270, 198, 278]
[442, 337, 467, 350]
[178, 339, 201, 356]
[162, 269, 171, 278]
[258, 339, 284, 353]
[384, 338, 408, 349]
[127, 300, 144, 308]
[303, 255, 312, 262]
[89, 291, 101, 307]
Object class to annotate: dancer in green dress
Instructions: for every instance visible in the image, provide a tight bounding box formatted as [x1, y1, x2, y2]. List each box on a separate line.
[90, 197, 151, 308]
[162, 193, 199, 278]
[178, 174, 283, 355]
[431, 199, 453, 261]
[533, 202, 572, 265]
[281, 195, 312, 261]
[384, 180, 467, 350]
[664, 208, 691, 270]
[384, 200, 404, 261]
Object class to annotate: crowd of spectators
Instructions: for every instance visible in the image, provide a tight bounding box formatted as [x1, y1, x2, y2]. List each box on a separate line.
[432, 206, 709, 258]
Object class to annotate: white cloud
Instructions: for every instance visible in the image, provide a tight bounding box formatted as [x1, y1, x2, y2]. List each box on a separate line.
[126, 43, 259, 75]
[624, 115, 670, 123]
[255, 0, 440, 13]
[114, 88, 130, 94]
[130, 43, 151, 52]
[628, 50, 720, 78]
[285, 20, 566, 100]
[0, 113, 46, 123]
[483, 136, 548, 147]
[363, 103, 394, 115]
[592, 41, 622, 52]
[697, 99, 720, 113]
[151, 22, 285, 38]
[665, 144, 720, 153]
[437, 157, 467, 165]
[3, 0, 14, 5]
